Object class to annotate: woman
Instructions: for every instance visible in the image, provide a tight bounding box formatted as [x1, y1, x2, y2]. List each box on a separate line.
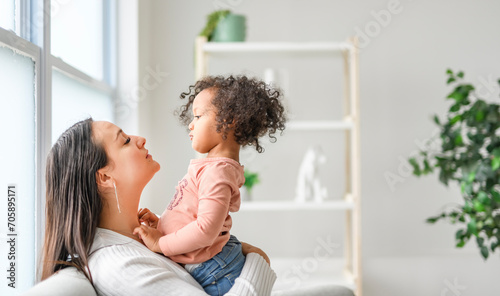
[41, 118, 276, 295]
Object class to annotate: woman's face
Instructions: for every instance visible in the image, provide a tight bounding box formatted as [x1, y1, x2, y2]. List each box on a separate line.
[92, 121, 160, 189]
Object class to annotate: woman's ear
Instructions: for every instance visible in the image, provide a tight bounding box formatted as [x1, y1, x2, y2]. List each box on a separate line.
[96, 167, 114, 189]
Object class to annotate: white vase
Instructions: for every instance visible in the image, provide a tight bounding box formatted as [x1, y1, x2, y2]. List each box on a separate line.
[240, 187, 251, 201]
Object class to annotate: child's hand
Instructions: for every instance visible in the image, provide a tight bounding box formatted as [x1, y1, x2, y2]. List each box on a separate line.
[138, 207, 159, 228]
[133, 224, 163, 254]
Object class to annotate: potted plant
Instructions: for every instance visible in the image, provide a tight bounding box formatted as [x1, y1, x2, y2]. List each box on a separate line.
[241, 169, 260, 201]
[409, 69, 500, 259]
[199, 10, 246, 42]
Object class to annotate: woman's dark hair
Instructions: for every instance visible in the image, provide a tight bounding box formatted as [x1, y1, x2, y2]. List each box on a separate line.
[41, 118, 108, 285]
[177, 75, 287, 153]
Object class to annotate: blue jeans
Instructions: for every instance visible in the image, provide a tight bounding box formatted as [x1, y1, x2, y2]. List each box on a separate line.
[188, 235, 246, 296]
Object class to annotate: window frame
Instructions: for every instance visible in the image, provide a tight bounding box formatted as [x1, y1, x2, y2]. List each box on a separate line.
[0, 25, 42, 285]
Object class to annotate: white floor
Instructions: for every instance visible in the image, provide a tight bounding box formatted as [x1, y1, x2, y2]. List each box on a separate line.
[363, 255, 500, 296]
[271, 257, 355, 292]
[269, 255, 500, 296]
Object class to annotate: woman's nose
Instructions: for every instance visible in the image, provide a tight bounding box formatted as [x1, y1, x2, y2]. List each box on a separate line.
[137, 136, 146, 148]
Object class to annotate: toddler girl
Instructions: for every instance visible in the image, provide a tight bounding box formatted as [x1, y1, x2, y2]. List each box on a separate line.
[134, 75, 286, 295]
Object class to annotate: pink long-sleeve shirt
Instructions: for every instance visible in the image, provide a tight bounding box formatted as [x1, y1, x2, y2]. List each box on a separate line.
[158, 157, 244, 264]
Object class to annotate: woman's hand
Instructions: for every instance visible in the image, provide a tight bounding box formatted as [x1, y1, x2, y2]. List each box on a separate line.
[133, 224, 163, 254]
[138, 208, 159, 228]
[241, 242, 271, 265]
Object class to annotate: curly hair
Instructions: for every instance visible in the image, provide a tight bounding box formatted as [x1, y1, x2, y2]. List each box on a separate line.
[177, 75, 287, 153]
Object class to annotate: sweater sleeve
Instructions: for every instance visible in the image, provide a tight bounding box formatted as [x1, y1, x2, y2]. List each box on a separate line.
[226, 253, 277, 296]
[89, 245, 208, 296]
[89, 244, 276, 296]
[159, 163, 238, 256]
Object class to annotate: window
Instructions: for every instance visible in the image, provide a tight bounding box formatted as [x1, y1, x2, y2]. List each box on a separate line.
[0, 1, 116, 294]
[51, 0, 104, 80]
[51, 70, 114, 143]
[0, 44, 36, 293]
[0, 0, 15, 32]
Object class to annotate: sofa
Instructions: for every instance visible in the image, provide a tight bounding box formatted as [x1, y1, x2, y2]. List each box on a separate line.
[22, 267, 355, 296]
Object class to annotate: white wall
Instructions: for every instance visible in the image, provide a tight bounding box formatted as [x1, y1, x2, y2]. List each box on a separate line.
[136, 0, 500, 295]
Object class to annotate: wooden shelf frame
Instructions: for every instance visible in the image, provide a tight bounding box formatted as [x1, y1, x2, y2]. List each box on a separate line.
[201, 41, 353, 53]
[195, 36, 362, 295]
[240, 199, 355, 211]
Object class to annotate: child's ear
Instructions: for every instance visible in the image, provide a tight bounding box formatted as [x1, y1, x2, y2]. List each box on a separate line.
[96, 167, 114, 189]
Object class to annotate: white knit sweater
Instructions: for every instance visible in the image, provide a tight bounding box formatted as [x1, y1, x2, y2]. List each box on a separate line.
[88, 228, 276, 296]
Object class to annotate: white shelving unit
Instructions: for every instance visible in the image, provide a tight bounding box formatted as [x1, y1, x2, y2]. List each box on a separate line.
[195, 36, 362, 295]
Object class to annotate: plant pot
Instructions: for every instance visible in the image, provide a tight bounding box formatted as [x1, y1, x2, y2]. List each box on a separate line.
[240, 187, 251, 201]
[212, 14, 246, 42]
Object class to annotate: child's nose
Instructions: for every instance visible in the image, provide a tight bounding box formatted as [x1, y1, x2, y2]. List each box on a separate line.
[189, 121, 194, 130]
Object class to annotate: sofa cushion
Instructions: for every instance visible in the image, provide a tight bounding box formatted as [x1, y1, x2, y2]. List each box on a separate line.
[21, 267, 96, 296]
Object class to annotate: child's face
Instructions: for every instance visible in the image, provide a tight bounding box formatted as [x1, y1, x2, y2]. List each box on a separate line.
[188, 89, 223, 154]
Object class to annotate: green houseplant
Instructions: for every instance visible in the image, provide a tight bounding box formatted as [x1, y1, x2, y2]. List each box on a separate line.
[199, 10, 246, 42]
[409, 69, 500, 259]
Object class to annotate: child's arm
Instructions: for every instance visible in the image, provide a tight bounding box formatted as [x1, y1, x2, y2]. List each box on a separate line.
[134, 188, 231, 256]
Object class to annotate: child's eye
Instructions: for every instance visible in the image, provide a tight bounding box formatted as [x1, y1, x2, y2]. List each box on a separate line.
[124, 137, 131, 145]
[194, 116, 201, 119]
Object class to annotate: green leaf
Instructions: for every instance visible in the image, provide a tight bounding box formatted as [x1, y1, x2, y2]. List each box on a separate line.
[491, 190, 500, 203]
[493, 148, 500, 158]
[456, 240, 466, 248]
[438, 168, 450, 186]
[450, 115, 461, 125]
[460, 182, 467, 194]
[475, 110, 485, 122]
[199, 10, 231, 39]
[426, 213, 444, 224]
[449, 104, 461, 112]
[481, 246, 489, 259]
[447, 77, 456, 84]
[408, 158, 421, 176]
[467, 171, 476, 182]
[476, 236, 485, 247]
[473, 200, 485, 212]
[446, 69, 453, 75]
[468, 218, 478, 236]
[423, 159, 433, 174]
[457, 71, 464, 78]
[463, 201, 473, 212]
[477, 191, 490, 205]
[433, 115, 440, 125]
[455, 229, 464, 240]
[492, 157, 500, 171]
[243, 170, 260, 192]
[491, 240, 499, 251]
[447, 92, 464, 102]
